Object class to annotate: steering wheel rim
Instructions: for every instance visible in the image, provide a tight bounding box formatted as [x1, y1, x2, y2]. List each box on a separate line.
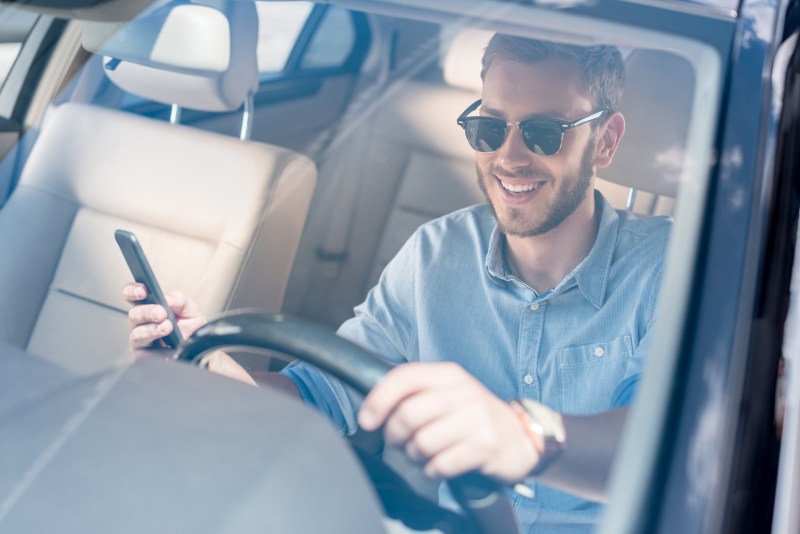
[173, 310, 521, 534]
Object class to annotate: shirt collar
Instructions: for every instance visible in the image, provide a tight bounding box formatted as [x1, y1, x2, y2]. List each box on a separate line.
[574, 190, 619, 309]
[486, 222, 512, 283]
[484, 190, 619, 309]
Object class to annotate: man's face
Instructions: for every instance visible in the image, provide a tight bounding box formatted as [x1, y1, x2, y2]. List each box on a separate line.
[476, 59, 600, 237]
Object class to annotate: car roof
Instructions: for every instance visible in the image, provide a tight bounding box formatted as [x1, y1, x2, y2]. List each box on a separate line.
[0, 0, 742, 23]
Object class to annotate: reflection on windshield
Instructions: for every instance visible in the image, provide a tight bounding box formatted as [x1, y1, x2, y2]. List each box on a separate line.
[0, 1, 723, 533]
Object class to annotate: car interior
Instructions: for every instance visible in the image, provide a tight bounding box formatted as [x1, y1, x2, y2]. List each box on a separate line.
[0, 1, 317, 375]
[0, 0, 693, 375]
[0, 0, 719, 531]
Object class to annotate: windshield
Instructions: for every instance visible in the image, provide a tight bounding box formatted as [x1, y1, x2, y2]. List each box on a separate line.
[0, 1, 728, 532]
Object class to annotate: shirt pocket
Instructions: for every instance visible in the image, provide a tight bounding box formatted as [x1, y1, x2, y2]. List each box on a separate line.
[556, 335, 633, 415]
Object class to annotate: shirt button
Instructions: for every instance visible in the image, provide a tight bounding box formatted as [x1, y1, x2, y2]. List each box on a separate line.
[523, 374, 534, 384]
[594, 347, 605, 357]
[530, 302, 540, 311]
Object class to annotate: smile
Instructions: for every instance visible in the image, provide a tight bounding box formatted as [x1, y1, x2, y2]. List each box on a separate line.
[498, 179, 544, 194]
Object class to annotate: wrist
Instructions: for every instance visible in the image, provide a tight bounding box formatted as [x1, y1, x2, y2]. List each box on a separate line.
[509, 399, 566, 478]
[509, 400, 545, 465]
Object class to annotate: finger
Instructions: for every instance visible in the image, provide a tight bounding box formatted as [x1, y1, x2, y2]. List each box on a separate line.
[164, 292, 207, 339]
[129, 320, 172, 349]
[164, 291, 203, 319]
[403, 408, 473, 464]
[164, 290, 188, 314]
[122, 283, 148, 304]
[420, 403, 541, 483]
[423, 441, 486, 480]
[128, 304, 167, 328]
[360, 362, 471, 430]
[382, 386, 470, 446]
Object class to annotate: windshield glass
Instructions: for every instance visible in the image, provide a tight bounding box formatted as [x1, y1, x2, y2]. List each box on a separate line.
[0, 1, 726, 532]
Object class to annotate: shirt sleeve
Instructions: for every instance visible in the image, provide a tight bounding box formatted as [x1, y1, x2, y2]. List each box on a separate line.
[281, 230, 420, 435]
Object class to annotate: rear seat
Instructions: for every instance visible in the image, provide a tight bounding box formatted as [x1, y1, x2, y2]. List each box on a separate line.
[284, 28, 692, 330]
[599, 48, 693, 215]
[0, 1, 316, 374]
[283, 79, 482, 328]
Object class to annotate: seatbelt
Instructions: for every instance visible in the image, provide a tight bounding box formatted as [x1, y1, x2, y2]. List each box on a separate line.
[313, 24, 443, 279]
[309, 24, 395, 282]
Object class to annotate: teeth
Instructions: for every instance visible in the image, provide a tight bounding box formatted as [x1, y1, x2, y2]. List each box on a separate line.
[500, 180, 542, 193]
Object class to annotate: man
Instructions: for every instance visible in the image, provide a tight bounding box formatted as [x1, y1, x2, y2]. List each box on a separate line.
[126, 34, 670, 531]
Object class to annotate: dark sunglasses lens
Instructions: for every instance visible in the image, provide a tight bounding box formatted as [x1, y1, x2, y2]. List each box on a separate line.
[464, 118, 506, 152]
[521, 124, 563, 156]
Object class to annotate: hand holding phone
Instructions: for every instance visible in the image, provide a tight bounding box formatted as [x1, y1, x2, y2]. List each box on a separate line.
[115, 229, 184, 348]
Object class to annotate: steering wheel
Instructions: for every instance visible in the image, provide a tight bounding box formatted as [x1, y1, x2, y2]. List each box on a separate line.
[173, 310, 520, 534]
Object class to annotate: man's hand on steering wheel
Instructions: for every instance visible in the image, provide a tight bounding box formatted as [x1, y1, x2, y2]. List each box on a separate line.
[176, 312, 523, 534]
[359, 361, 543, 484]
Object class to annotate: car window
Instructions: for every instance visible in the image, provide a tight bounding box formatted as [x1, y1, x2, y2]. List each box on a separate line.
[256, 2, 359, 77]
[299, 6, 355, 70]
[7, 1, 794, 533]
[255, 1, 313, 74]
[77, 1, 366, 145]
[0, 7, 39, 89]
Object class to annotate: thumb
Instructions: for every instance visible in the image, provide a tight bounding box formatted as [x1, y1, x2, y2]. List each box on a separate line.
[165, 291, 202, 319]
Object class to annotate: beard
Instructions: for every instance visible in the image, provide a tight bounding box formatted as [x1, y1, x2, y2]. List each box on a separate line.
[476, 135, 597, 238]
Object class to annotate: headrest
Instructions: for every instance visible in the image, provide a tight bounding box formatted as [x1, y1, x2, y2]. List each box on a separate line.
[441, 28, 492, 93]
[600, 50, 694, 198]
[81, 0, 258, 112]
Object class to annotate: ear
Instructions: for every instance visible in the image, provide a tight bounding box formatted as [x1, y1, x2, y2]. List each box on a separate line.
[592, 111, 625, 169]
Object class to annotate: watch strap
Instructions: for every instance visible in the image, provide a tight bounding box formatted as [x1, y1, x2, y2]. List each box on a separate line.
[509, 399, 566, 477]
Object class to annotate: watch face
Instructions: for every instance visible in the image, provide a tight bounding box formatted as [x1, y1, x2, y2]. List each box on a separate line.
[519, 399, 567, 444]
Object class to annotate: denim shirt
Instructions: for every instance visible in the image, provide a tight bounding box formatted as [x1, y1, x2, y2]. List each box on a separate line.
[283, 191, 671, 533]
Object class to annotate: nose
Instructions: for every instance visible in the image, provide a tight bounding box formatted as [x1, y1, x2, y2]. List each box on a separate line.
[495, 124, 532, 170]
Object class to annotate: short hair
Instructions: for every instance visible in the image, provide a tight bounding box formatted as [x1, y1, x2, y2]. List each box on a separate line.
[481, 34, 625, 112]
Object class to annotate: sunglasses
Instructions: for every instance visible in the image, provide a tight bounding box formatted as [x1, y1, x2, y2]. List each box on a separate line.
[457, 99, 609, 156]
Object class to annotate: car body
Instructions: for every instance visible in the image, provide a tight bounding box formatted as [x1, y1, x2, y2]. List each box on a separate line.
[0, 0, 798, 532]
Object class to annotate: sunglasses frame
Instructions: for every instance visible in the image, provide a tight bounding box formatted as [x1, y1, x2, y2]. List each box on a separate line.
[456, 99, 610, 156]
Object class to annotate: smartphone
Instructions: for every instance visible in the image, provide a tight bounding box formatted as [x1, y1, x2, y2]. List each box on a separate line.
[115, 229, 183, 348]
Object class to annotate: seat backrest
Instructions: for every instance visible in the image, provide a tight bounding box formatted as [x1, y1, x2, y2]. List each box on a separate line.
[283, 67, 482, 327]
[598, 49, 693, 215]
[0, 0, 316, 374]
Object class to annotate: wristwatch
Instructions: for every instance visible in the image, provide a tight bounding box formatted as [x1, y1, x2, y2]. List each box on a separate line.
[510, 399, 567, 477]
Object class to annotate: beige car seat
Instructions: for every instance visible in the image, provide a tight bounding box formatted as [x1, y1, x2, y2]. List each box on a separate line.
[599, 49, 693, 214]
[0, 1, 316, 374]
